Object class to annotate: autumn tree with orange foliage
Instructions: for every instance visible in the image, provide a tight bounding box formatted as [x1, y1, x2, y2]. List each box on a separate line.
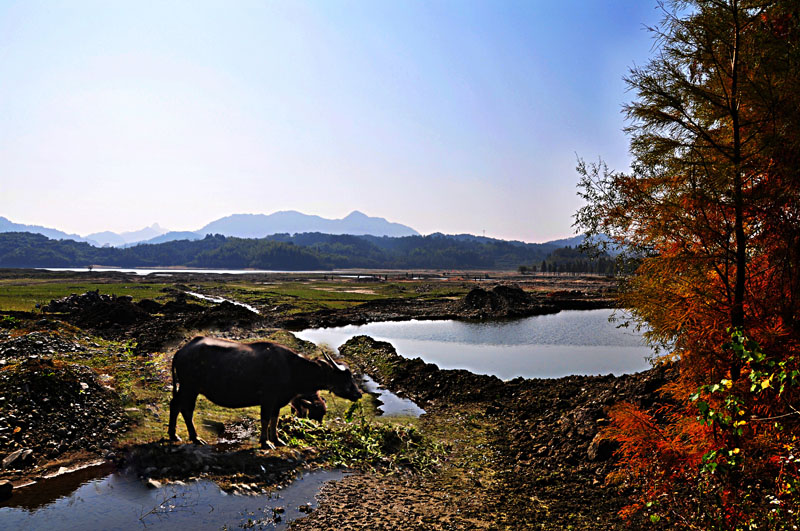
[575, 0, 800, 528]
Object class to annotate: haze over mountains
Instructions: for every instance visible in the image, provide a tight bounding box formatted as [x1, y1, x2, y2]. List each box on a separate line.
[0, 210, 600, 271]
[0, 211, 420, 247]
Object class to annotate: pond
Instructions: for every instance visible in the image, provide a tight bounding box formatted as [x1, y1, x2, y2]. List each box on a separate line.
[0, 463, 346, 531]
[295, 309, 652, 380]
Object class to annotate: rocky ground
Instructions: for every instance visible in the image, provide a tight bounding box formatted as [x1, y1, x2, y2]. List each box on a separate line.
[0, 277, 671, 529]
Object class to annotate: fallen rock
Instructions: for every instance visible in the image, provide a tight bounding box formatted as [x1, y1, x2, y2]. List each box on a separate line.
[2, 448, 33, 469]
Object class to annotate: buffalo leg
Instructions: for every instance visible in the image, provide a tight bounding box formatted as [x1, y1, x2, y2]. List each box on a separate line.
[259, 406, 277, 449]
[180, 391, 207, 445]
[269, 406, 286, 447]
[168, 391, 182, 442]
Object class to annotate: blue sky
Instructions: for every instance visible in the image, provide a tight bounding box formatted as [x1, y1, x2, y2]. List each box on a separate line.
[0, 1, 662, 242]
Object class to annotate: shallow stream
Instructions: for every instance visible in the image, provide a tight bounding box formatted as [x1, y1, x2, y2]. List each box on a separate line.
[0, 463, 345, 531]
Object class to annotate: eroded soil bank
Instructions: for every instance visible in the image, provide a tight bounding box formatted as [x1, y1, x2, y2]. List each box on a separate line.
[0, 273, 668, 529]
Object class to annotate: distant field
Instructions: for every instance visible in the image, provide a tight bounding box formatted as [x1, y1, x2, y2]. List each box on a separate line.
[0, 279, 171, 311]
[0, 271, 472, 313]
[189, 279, 470, 313]
[0, 270, 612, 313]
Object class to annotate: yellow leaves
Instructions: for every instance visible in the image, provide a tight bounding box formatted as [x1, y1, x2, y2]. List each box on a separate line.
[721, 379, 732, 389]
[733, 420, 747, 428]
[731, 448, 741, 454]
[13, 426, 21, 434]
[761, 374, 774, 389]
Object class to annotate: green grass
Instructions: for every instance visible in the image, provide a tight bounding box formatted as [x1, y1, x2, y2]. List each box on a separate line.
[0, 280, 172, 311]
[190, 280, 470, 313]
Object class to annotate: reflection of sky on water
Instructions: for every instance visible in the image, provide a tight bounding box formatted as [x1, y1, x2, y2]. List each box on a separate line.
[361, 374, 425, 417]
[1, 468, 345, 530]
[296, 309, 652, 380]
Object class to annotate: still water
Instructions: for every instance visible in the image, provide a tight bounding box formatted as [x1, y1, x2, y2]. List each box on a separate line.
[40, 267, 329, 276]
[0, 464, 345, 531]
[361, 375, 426, 417]
[295, 309, 652, 380]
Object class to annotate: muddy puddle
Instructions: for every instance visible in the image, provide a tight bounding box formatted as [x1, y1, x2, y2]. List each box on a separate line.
[361, 375, 425, 417]
[1, 463, 346, 530]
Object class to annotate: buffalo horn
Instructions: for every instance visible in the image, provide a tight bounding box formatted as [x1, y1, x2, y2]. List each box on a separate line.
[323, 351, 347, 371]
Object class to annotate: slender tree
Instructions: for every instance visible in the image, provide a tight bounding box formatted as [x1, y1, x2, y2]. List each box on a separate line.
[575, 0, 800, 527]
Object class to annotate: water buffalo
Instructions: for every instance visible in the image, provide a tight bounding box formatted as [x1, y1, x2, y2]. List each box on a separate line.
[290, 391, 327, 422]
[168, 336, 361, 449]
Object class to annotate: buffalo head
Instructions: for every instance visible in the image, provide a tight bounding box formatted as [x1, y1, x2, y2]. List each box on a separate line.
[322, 351, 362, 401]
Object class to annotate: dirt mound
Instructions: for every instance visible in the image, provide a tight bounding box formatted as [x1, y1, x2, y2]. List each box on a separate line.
[0, 358, 129, 474]
[0, 331, 87, 362]
[43, 290, 152, 331]
[73, 300, 152, 330]
[135, 298, 163, 314]
[42, 290, 110, 313]
[459, 284, 558, 319]
[186, 301, 261, 330]
[161, 299, 205, 314]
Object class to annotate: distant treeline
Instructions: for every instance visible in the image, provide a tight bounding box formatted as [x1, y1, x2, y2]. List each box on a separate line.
[519, 246, 617, 275]
[0, 231, 608, 271]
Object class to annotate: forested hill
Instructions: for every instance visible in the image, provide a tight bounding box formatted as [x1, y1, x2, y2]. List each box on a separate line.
[0, 231, 575, 270]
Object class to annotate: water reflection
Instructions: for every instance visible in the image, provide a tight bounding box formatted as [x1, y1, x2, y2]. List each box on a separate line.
[295, 309, 652, 380]
[0, 467, 346, 530]
[361, 375, 425, 417]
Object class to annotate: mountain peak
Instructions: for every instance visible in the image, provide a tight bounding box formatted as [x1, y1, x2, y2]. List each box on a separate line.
[199, 210, 419, 238]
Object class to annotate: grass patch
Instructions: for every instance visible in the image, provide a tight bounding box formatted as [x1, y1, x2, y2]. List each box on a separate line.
[282, 403, 442, 473]
[0, 280, 171, 311]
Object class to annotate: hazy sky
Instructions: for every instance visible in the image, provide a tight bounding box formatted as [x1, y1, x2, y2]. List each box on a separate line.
[0, 1, 662, 242]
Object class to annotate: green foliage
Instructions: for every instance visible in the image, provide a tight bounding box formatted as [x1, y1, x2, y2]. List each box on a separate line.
[688, 331, 800, 529]
[281, 405, 442, 473]
[0, 315, 19, 329]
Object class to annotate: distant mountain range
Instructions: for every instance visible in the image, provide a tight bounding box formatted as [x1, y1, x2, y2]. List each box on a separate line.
[87, 223, 167, 247]
[0, 216, 90, 244]
[197, 210, 419, 239]
[0, 211, 419, 248]
[0, 211, 587, 251]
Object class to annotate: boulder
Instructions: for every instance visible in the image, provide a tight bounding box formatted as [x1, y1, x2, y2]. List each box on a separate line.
[587, 434, 618, 461]
[0, 479, 12, 500]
